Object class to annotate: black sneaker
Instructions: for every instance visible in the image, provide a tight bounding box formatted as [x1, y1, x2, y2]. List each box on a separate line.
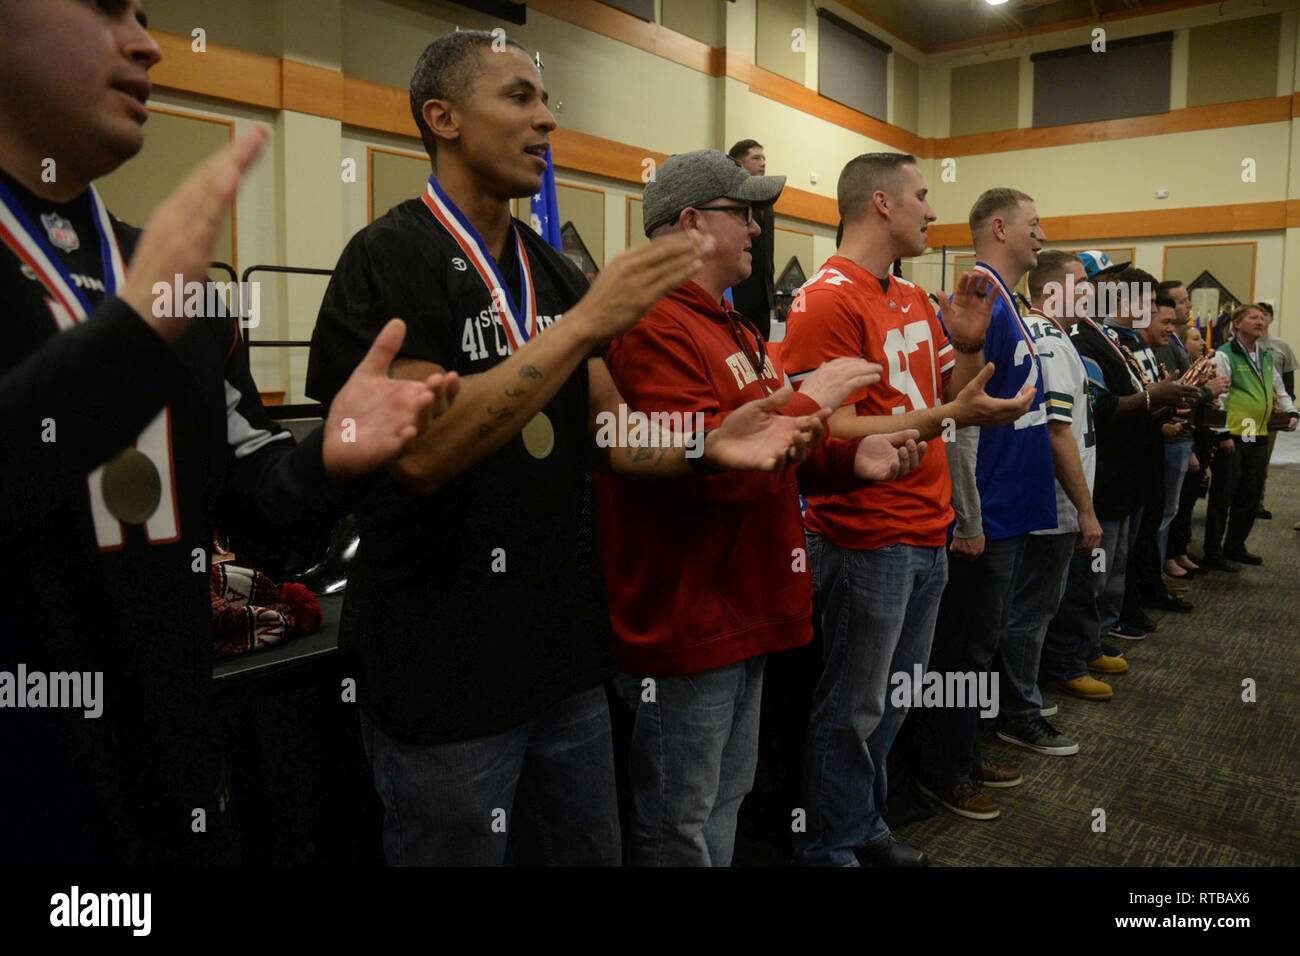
[996, 715, 1080, 756]
[1199, 554, 1240, 572]
[1257, 508, 1273, 520]
[1223, 548, 1263, 566]
[1100, 640, 1126, 658]
[1124, 609, 1159, 632]
[1145, 591, 1193, 612]
[1040, 701, 1058, 717]
[1109, 623, 1146, 641]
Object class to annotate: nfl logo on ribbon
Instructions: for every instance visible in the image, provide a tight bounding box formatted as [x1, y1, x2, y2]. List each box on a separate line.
[40, 212, 79, 253]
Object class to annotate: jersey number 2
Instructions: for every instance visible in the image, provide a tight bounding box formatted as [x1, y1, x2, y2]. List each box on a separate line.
[1013, 339, 1047, 430]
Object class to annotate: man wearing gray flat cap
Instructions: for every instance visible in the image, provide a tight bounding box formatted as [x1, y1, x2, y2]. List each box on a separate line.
[600, 148, 928, 865]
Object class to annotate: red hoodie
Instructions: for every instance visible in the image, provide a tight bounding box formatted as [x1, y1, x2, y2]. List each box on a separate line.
[598, 282, 863, 675]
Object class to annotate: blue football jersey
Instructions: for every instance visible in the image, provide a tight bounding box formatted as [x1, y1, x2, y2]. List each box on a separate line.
[969, 262, 1057, 539]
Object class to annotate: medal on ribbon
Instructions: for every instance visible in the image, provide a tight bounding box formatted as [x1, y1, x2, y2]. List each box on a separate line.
[421, 174, 538, 354]
[0, 180, 169, 543]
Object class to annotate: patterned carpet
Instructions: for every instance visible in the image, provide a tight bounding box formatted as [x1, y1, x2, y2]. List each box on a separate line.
[891, 462, 1300, 866]
[736, 462, 1300, 866]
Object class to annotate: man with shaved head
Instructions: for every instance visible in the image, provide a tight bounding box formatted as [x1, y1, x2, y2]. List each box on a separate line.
[782, 153, 1031, 861]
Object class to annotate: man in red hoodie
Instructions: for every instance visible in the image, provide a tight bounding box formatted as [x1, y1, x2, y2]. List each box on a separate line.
[599, 149, 929, 866]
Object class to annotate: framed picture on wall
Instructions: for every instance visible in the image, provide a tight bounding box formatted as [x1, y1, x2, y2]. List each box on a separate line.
[561, 221, 599, 283]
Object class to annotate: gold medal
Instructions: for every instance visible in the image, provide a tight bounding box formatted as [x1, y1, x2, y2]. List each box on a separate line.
[101, 448, 162, 524]
[521, 412, 555, 460]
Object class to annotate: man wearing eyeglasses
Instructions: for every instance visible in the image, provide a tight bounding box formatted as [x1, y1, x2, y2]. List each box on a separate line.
[599, 149, 930, 865]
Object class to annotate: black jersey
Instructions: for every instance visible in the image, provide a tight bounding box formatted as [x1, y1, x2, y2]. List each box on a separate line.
[306, 199, 613, 745]
[0, 172, 346, 863]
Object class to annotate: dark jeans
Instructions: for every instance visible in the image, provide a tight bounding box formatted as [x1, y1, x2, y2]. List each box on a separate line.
[359, 686, 621, 866]
[912, 534, 1025, 791]
[1205, 437, 1270, 557]
[1168, 457, 1206, 559]
[998, 532, 1078, 720]
[795, 536, 948, 866]
[614, 657, 765, 867]
[1043, 517, 1126, 681]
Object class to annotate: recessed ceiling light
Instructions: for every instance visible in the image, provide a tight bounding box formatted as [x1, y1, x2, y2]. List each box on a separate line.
[984, 0, 1011, 6]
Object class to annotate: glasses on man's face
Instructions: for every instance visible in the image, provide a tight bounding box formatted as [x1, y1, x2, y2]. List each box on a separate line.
[696, 203, 756, 227]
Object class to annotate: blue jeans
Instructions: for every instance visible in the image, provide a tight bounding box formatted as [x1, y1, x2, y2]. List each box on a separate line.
[796, 535, 948, 867]
[1158, 441, 1193, 563]
[1043, 519, 1123, 680]
[912, 534, 1025, 791]
[359, 686, 621, 866]
[999, 531, 1078, 720]
[1097, 509, 1139, 638]
[615, 656, 765, 867]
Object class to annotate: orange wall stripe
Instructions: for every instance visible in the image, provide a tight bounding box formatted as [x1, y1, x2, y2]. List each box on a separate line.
[150, 31, 281, 110]
[935, 97, 1291, 158]
[343, 76, 419, 138]
[281, 60, 344, 120]
[927, 201, 1290, 248]
[528, 0, 715, 73]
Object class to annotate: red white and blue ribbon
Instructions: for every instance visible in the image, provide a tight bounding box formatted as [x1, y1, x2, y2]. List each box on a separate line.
[0, 179, 125, 329]
[0, 179, 176, 550]
[972, 262, 1037, 357]
[421, 174, 537, 353]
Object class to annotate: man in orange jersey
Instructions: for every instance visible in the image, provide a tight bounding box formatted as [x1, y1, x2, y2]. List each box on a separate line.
[782, 152, 1033, 866]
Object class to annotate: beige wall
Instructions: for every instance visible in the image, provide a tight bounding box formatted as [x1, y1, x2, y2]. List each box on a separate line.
[755, 0, 805, 83]
[949, 59, 1020, 137]
[1188, 14, 1282, 107]
[121, 0, 1300, 387]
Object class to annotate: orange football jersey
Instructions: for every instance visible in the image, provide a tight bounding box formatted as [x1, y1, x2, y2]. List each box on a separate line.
[781, 255, 955, 549]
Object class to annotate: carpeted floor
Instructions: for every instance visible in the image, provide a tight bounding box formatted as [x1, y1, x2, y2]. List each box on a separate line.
[889, 462, 1300, 866]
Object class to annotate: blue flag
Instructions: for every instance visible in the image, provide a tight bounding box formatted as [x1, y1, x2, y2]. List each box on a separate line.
[529, 148, 562, 251]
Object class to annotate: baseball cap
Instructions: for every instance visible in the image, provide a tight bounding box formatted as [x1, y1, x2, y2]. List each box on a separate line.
[1077, 249, 1130, 279]
[642, 149, 786, 237]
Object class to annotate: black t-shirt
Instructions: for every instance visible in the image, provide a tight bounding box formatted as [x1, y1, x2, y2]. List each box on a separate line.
[0, 172, 343, 863]
[1070, 319, 1160, 520]
[306, 199, 612, 745]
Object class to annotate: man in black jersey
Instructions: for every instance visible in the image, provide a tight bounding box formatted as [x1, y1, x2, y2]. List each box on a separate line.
[306, 31, 823, 865]
[0, 0, 459, 864]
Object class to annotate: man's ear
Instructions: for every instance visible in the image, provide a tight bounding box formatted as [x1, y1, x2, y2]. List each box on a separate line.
[422, 98, 461, 149]
[871, 189, 890, 219]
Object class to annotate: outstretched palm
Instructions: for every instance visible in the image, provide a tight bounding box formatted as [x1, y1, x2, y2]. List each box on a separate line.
[321, 319, 460, 483]
[705, 386, 825, 471]
[942, 271, 996, 346]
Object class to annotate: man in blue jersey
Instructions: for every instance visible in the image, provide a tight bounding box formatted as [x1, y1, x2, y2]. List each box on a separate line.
[912, 188, 1055, 821]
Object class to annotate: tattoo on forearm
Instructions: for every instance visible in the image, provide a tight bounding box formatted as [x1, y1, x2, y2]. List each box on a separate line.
[519, 364, 542, 380]
[505, 387, 527, 398]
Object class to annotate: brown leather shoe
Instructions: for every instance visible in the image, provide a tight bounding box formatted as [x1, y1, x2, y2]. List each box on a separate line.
[973, 759, 1023, 789]
[914, 779, 999, 821]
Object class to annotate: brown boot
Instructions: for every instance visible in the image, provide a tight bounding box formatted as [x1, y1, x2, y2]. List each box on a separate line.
[973, 759, 1023, 789]
[915, 779, 999, 821]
